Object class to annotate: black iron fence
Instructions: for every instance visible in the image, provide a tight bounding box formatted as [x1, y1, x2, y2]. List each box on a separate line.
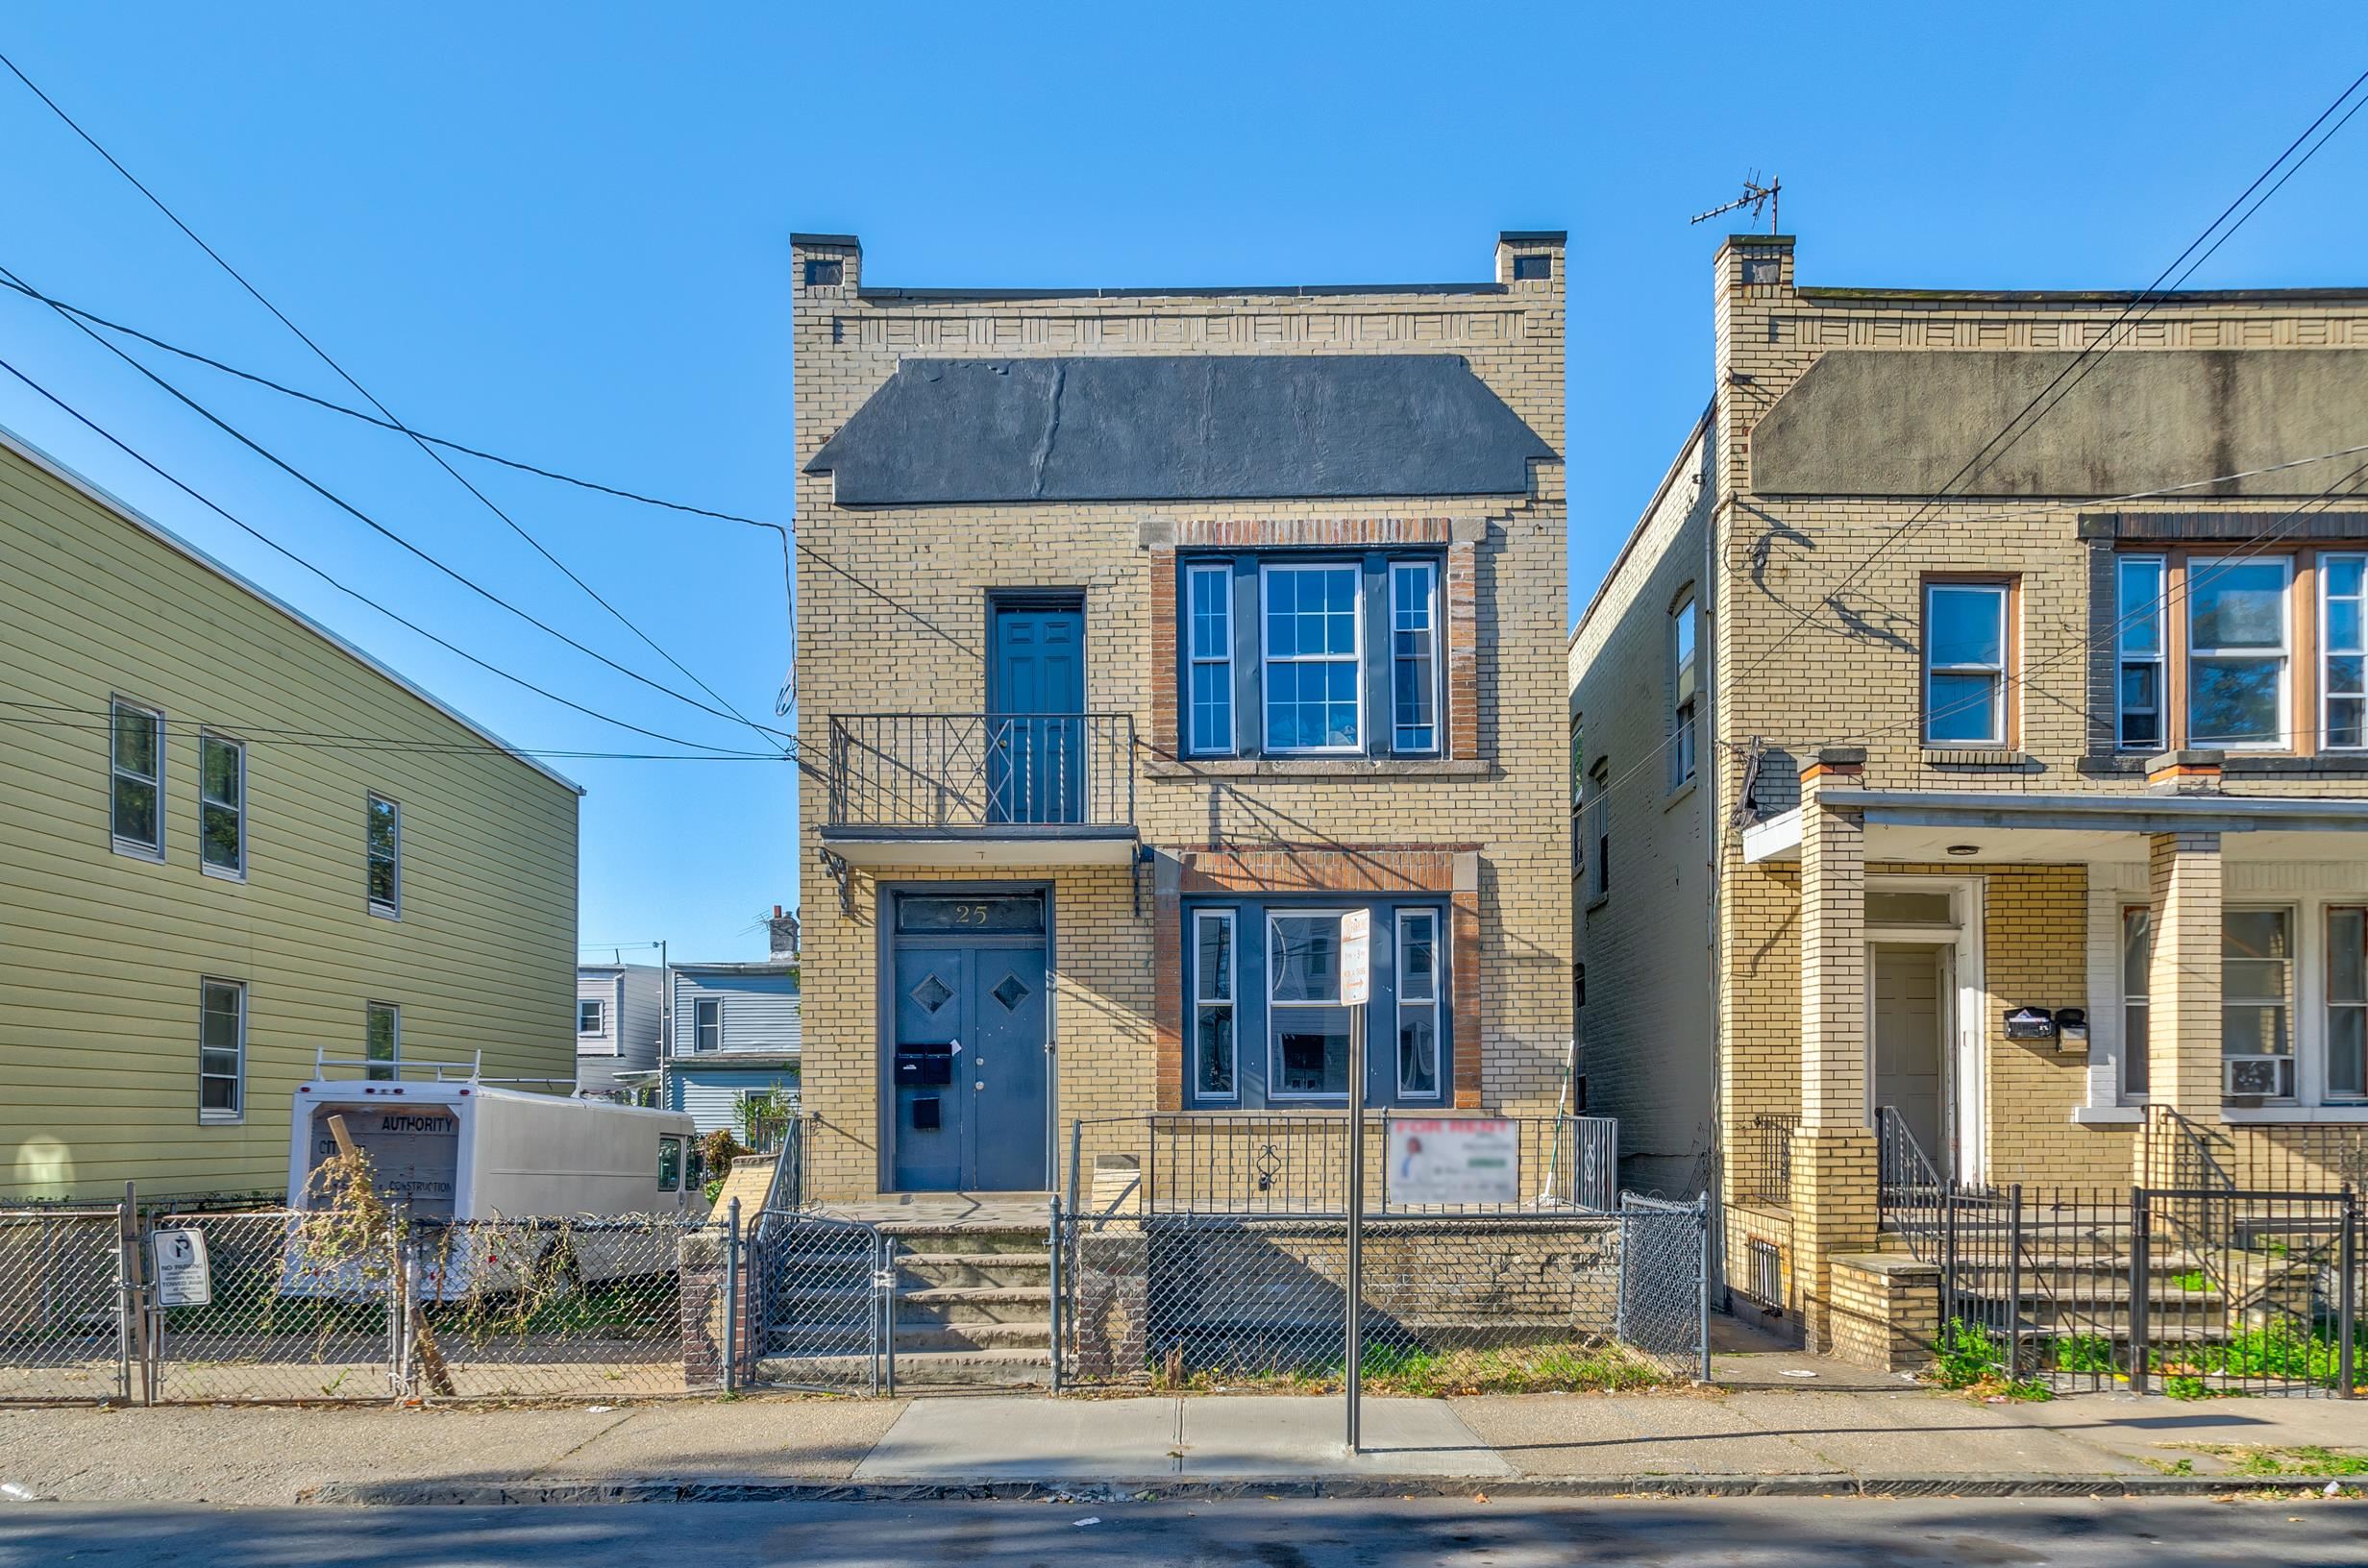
[1737, 1114, 1799, 1209]
[2143, 1104, 2368, 1194]
[826, 713, 1137, 832]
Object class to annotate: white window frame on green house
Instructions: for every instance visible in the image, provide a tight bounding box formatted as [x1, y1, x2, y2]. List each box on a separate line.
[2321, 552, 2367, 751]
[110, 696, 164, 861]
[1192, 907, 1238, 1102]
[365, 1000, 400, 1082]
[2185, 555, 2290, 751]
[1394, 908, 1443, 1101]
[1259, 561, 1364, 756]
[199, 977, 244, 1123]
[579, 997, 606, 1037]
[2114, 555, 2167, 750]
[1668, 588, 1698, 790]
[198, 731, 246, 880]
[1921, 580, 2010, 747]
[694, 996, 722, 1053]
[365, 793, 401, 919]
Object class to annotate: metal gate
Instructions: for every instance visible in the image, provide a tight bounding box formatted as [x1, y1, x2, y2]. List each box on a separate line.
[748, 1208, 894, 1393]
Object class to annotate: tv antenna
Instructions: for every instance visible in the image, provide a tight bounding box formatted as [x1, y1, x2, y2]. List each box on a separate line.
[1690, 172, 1781, 233]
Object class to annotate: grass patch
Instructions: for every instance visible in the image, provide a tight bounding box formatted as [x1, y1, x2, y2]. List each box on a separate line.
[2174, 1444, 2368, 1478]
[1147, 1338, 1671, 1397]
[1925, 1318, 2052, 1402]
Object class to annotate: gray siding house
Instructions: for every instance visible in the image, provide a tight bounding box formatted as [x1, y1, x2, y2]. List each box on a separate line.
[576, 964, 664, 1099]
[664, 962, 801, 1135]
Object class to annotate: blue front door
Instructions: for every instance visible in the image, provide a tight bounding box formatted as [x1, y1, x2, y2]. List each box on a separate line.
[890, 901, 1051, 1191]
[988, 603, 1084, 824]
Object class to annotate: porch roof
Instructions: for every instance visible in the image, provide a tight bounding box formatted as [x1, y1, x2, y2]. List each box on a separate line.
[1740, 788, 2368, 866]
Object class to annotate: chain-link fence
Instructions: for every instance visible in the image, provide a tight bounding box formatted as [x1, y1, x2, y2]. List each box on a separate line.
[0, 1200, 742, 1404]
[1056, 1197, 1709, 1393]
[746, 1209, 890, 1394]
[0, 1207, 128, 1403]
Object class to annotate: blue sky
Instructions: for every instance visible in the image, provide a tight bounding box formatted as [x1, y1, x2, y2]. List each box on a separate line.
[2, 5, 2363, 960]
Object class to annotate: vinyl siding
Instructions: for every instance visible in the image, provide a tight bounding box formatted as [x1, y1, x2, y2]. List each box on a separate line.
[577, 965, 663, 1091]
[669, 969, 801, 1055]
[0, 437, 580, 1202]
[668, 1066, 802, 1136]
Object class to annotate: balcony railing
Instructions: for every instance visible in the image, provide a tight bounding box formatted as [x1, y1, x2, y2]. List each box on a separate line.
[825, 713, 1137, 835]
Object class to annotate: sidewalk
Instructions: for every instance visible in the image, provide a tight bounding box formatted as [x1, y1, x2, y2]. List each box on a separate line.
[5, 1375, 2363, 1506]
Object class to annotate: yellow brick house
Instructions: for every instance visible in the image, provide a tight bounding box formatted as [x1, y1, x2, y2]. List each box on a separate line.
[0, 429, 582, 1203]
[1569, 234, 2368, 1359]
[791, 232, 1571, 1202]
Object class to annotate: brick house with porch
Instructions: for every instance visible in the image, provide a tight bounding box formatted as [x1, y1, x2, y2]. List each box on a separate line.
[1570, 233, 2368, 1361]
[790, 232, 1571, 1205]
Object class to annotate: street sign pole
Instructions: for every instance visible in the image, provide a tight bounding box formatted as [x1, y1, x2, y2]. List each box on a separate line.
[1340, 910, 1371, 1457]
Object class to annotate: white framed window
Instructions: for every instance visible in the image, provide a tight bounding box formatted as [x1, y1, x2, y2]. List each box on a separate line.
[199, 733, 245, 878]
[1187, 563, 1235, 756]
[694, 996, 722, 1053]
[1260, 563, 1362, 754]
[1193, 909, 1238, 1100]
[2187, 556, 2290, 750]
[199, 978, 244, 1121]
[1584, 758, 1610, 903]
[2115, 555, 2166, 750]
[365, 794, 402, 918]
[1268, 909, 1352, 1098]
[579, 998, 606, 1037]
[365, 1001, 400, 1082]
[1669, 590, 1698, 788]
[2120, 907, 2152, 1101]
[1923, 580, 2009, 746]
[2223, 905, 2296, 1099]
[1390, 560, 1441, 754]
[1395, 909, 1442, 1099]
[2329, 907, 2367, 1102]
[110, 698, 163, 858]
[2322, 552, 2366, 750]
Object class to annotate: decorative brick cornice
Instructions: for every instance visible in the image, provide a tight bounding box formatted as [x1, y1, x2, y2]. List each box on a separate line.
[1174, 517, 1456, 549]
[1174, 845, 1477, 894]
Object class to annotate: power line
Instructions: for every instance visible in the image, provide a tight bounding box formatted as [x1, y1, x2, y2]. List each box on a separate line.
[0, 350, 820, 770]
[0, 700, 790, 762]
[0, 46, 792, 745]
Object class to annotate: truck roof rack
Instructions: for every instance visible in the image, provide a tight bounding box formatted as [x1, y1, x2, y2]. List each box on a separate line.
[309, 1045, 485, 1083]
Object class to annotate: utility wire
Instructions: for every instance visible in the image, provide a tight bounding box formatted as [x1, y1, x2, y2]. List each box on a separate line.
[0, 350, 821, 772]
[0, 260, 793, 747]
[0, 700, 791, 762]
[0, 47, 791, 744]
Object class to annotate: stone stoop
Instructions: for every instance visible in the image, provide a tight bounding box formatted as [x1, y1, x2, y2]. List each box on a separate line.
[882, 1225, 1054, 1387]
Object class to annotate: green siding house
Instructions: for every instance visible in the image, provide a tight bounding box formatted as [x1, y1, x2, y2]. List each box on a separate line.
[0, 429, 583, 1203]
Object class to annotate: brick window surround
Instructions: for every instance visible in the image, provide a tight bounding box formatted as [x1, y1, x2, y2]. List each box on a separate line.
[1150, 519, 1480, 762]
[1153, 845, 1483, 1111]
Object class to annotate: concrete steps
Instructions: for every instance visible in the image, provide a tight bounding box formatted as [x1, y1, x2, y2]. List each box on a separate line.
[760, 1218, 1055, 1389]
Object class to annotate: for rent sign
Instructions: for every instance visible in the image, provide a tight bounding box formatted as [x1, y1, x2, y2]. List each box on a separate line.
[1386, 1118, 1519, 1206]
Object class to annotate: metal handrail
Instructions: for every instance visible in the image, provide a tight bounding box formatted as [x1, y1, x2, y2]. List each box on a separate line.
[826, 712, 1138, 831]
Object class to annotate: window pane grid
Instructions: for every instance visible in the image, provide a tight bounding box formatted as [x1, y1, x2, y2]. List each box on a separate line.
[365, 1002, 399, 1083]
[1186, 564, 1234, 755]
[1269, 912, 1350, 1098]
[1262, 565, 1361, 753]
[695, 998, 721, 1052]
[111, 699, 162, 853]
[2187, 557, 2289, 749]
[1194, 910, 1237, 1100]
[2117, 557, 2166, 749]
[199, 979, 243, 1117]
[2222, 906, 2294, 1098]
[2331, 908, 2367, 1100]
[1924, 582, 2008, 745]
[1390, 562, 1439, 753]
[1395, 910, 1441, 1099]
[2121, 907, 2152, 1099]
[2323, 553, 2366, 750]
[366, 795, 401, 915]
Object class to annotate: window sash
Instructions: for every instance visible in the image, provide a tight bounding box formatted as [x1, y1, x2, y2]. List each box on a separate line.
[2322, 552, 2366, 751]
[1395, 909, 1442, 1100]
[199, 733, 245, 876]
[1259, 563, 1363, 754]
[2221, 906, 2295, 1090]
[2116, 556, 2166, 750]
[694, 998, 722, 1052]
[1185, 564, 1235, 757]
[366, 795, 402, 915]
[1585, 762, 1611, 901]
[2186, 555, 2290, 750]
[1192, 909, 1238, 1101]
[111, 698, 163, 854]
[365, 1002, 400, 1082]
[1268, 910, 1351, 1099]
[1390, 561, 1440, 754]
[1923, 582, 2008, 746]
[579, 999, 604, 1035]
[2121, 906, 2152, 1100]
[1669, 595, 1698, 787]
[2330, 907, 2367, 1101]
[199, 979, 244, 1119]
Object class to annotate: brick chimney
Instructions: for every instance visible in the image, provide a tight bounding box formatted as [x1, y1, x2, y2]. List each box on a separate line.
[768, 904, 801, 962]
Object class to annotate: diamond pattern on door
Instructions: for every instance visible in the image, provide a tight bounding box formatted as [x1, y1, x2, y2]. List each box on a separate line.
[990, 972, 1031, 1011]
[910, 973, 955, 1014]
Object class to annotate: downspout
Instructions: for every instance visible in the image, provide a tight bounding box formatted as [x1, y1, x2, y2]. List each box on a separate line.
[1702, 478, 1731, 1311]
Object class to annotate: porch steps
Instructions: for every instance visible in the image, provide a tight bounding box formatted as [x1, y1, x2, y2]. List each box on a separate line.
[759, 1218, 1056, 1390]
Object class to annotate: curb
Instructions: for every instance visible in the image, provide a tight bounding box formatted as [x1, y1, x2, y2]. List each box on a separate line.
[298, 1473, 2367, 1507]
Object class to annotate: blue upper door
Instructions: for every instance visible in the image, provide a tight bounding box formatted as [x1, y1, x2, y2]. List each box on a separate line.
[988, 602, 1084, 824]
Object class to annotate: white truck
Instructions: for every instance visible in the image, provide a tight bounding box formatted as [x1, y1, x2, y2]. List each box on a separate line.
[283, 1054, 700, 1298]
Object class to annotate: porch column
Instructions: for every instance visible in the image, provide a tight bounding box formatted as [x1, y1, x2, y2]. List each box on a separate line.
[1793, 750, 1880, 1356]
[2144, 829, 2224, 1126]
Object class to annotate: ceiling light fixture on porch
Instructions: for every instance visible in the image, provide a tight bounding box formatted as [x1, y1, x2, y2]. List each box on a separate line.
[1945, 845, 1981, 857]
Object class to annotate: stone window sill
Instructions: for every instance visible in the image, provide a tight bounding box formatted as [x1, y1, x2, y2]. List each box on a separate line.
[1921, 748, 2033, 768]
[2221, 1105, 2368, 1124]
[2068, 1105, 2144, 1126]
[1145, 757, 1491, 781]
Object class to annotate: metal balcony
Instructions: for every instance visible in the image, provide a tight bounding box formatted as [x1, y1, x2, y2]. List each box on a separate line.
[821, 713, 1139, 867]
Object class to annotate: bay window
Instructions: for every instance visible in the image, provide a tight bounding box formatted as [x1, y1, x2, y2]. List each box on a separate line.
[1177, 552, 1447, 759]
[2187, 557, 2290, 749]
[1923, 580, 2010, 746]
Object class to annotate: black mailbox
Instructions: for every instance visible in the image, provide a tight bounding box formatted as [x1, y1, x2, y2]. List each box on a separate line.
[896, 1041, 955, 1088]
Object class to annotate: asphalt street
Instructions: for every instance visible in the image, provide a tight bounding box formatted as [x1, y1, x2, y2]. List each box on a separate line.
[4, 1496, 2364, 1566]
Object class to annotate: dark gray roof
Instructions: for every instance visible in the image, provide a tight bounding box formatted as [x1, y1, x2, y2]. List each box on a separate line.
[804, 355, 1555, 506]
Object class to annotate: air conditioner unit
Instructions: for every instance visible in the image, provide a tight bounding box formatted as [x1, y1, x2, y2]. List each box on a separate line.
[2224, 1056, 2294, 1099]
